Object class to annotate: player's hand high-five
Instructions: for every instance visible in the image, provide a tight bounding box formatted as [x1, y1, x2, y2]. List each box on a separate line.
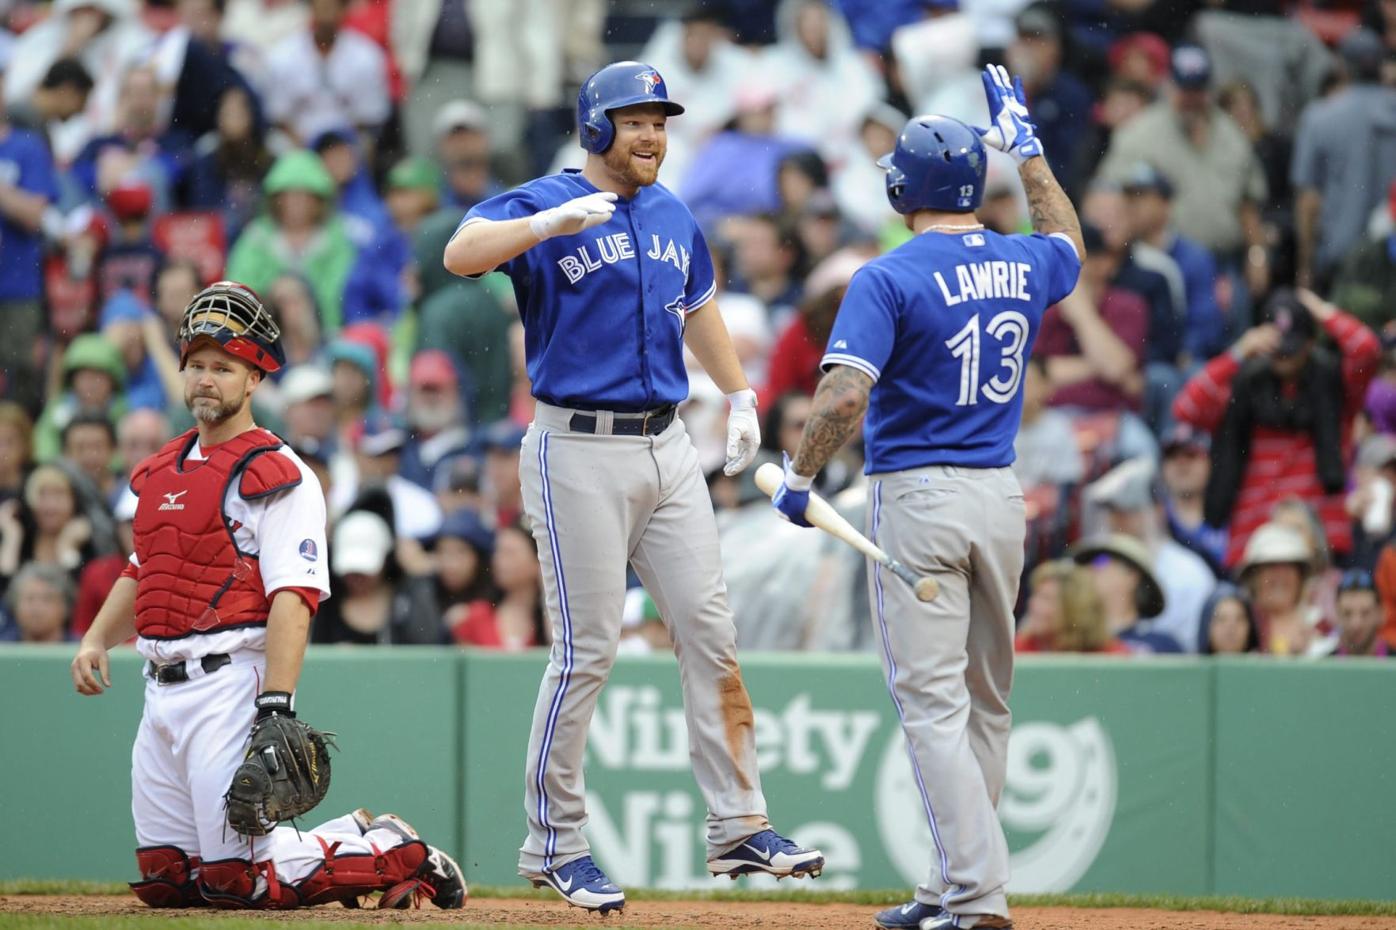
[977, 64, 1043, 164]
[528, 191, 619, 240]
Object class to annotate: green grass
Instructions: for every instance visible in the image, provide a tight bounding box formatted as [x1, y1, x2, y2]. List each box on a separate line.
[4, 880, 1395, 919]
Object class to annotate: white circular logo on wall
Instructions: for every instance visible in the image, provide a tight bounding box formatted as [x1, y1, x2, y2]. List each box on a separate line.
[874, 718, 1117, 893]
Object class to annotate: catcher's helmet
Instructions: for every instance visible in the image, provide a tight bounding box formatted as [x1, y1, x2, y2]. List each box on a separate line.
[577, 61, 685, 155]
[878, 115, 987, 214]
[178, 281, 285, 373]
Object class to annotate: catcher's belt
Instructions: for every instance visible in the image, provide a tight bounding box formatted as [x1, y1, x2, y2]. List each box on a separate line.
[148, 653, 232, 685]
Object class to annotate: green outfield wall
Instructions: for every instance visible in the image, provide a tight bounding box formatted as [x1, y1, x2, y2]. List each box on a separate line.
[1, 647, 1392, 899]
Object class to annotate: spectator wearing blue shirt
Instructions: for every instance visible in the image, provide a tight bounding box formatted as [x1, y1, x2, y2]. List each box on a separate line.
[682, 86, 809, 227]
[343, 157, 441, 326]
[0, 49, 60, 416]
[1158, 423, 1228, 577]
[1122, 163, 1224, 361]
[314, 126, 391, 248]
[1008, 4, 1094, 199]
[98, 290, 167, 413]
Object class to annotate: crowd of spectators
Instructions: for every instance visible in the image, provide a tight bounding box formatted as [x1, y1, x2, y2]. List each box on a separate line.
[1, 0, 1395, 660]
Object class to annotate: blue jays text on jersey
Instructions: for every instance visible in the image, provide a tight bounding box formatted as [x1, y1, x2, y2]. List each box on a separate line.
[823, 230, 1082, 474]
[459, 170, 716, 411]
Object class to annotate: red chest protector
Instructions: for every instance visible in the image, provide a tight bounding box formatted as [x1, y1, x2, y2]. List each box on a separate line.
[130, 428, 302, 640]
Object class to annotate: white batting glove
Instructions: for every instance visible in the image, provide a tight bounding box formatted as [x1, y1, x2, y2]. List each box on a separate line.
[724, 389, 760, 476]
[977, 64, 1044, 165]
[528, 191, 618, 241]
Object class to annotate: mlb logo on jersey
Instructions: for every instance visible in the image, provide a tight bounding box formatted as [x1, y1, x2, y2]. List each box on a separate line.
[963, 233, 985, 247]
[299, 539, 318, 561]
[636, 70, 663, 93]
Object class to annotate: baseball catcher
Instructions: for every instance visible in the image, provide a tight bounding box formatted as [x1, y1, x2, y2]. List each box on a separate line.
[71, 281, 466, 910]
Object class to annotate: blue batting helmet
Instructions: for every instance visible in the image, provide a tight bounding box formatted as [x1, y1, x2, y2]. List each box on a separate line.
[878, 115, 987, 214]
[577, 61, 685, 155]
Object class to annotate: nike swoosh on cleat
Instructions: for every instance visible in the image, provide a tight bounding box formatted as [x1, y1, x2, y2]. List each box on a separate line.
[554, 875, 574, 892]
[742, 844, 773, 861]
[902, 904, 916, 915]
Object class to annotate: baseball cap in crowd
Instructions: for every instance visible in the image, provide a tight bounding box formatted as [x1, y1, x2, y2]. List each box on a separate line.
[280, 364, 334, 405]
[310, 126, 358, 154]
[1338, 28, 1384, 83]
[106, 178, 153, 221]
[1170, 43, 1212, 90]
[1120, 161, 1174, 200]
[1338, 567, 1377, 594]
[1161, 422, 1210, 457]
[1260, 289, 1317, 357]
[482, 420, 526, 453]
[437, 508, 495, 554]
[435, 454, 482, 495]
[332, 510, 394, 576]
[1080, 222, 1107, 254]
[1015, 4, 1062, 41]
[409, 349, 458, 389]
[289, 437, 330, 468]
[388, 157, 442, 194]
[434, 100, 488, 139]
[1070, 533, 1167, 618]
[359, 417, 407, 457]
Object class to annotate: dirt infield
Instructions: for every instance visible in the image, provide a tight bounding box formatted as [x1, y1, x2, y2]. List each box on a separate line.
[5, 895, 1396, 929]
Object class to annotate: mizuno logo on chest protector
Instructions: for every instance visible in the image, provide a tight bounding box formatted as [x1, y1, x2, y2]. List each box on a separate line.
[159, 490, 188, 511]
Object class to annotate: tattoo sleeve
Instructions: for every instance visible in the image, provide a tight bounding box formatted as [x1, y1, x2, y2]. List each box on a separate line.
[793, 365, 874, 477]
[1019, 157, 1084, 258]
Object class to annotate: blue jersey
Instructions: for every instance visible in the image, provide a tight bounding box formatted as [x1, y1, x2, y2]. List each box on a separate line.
[823, 229, 1081, 473]
[0, 128, 59, 301]
[462, 170, 716, 411]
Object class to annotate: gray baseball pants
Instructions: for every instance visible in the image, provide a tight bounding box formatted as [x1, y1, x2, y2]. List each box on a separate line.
[516, 402, 769, 876]
[868, 465, 1025, 924]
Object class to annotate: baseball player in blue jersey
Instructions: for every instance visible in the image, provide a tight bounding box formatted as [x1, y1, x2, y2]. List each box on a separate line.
[443, 61, 823, 913]
[773, 66, 1085, 930]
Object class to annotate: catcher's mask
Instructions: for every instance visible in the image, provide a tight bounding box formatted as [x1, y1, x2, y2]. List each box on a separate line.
[178, 281, 285, 374]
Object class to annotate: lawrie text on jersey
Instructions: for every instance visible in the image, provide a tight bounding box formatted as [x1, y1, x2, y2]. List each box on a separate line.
[934, 259, 1036, 306]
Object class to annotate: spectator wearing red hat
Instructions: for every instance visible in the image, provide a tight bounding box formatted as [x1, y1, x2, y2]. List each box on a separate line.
[1108, 32, 1170, 90]
[1173, 288, 1380, 568]
[399, 350, 473, 493]
[1331, 180, 1396, 333]
[93, 178, 165, 306]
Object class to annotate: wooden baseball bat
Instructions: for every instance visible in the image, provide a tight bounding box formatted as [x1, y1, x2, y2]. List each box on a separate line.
[754, 462, 940, 602]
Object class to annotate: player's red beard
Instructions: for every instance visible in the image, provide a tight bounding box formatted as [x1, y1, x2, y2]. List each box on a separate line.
[604, 139, 664, 188]
[185, 382, 249, 425]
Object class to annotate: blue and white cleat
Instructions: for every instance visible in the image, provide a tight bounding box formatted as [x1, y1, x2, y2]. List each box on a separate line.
[873, 900, 943, 929]
[706, 829, 824, 880]
[528, 855, 625, 913]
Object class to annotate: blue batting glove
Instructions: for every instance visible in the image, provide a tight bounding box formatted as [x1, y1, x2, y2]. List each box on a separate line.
[978, 64, 1044, 164]
[772, 453, 814, 528]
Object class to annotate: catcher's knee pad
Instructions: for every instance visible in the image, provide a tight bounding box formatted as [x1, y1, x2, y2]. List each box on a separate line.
[130, 846, 205, 908]
[293, 837, 430, 907]
[198, 857, 310, 909]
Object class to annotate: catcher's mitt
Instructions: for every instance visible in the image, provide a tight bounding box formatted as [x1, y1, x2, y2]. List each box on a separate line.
[225, 698, 336, 836]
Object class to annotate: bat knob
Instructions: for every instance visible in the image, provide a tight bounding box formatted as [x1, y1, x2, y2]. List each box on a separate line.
[914, 577, 940, 602]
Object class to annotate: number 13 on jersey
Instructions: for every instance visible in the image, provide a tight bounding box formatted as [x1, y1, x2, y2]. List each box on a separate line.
[945, 311, 1029, 406]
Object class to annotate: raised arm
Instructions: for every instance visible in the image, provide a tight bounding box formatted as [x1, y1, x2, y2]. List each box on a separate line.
[977, 63, 1084, 260]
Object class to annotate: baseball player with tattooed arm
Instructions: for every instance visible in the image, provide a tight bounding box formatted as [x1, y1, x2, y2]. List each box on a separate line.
[69, 283, 466, 911]
[443, 60, 823, 913]
[773, 66, 1084, 930]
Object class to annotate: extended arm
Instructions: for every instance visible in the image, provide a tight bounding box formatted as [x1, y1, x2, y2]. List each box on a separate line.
[791, 365, 874, 479]
[0, 181, 49, 233]
[71, 575, 138, 695]
[443, 191, 619, 278]
[1020, 157, 1084, 259]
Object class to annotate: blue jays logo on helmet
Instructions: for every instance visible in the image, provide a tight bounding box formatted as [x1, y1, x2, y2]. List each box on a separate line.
[877, 115, 987, 215]
[577, 61, 686, 155]
[636, 70, 662, 94]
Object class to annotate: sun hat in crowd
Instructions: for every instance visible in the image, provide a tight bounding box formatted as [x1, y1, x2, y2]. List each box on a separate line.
[1070, 533, 1167, 619]
[1235, 522, 1314, 579]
